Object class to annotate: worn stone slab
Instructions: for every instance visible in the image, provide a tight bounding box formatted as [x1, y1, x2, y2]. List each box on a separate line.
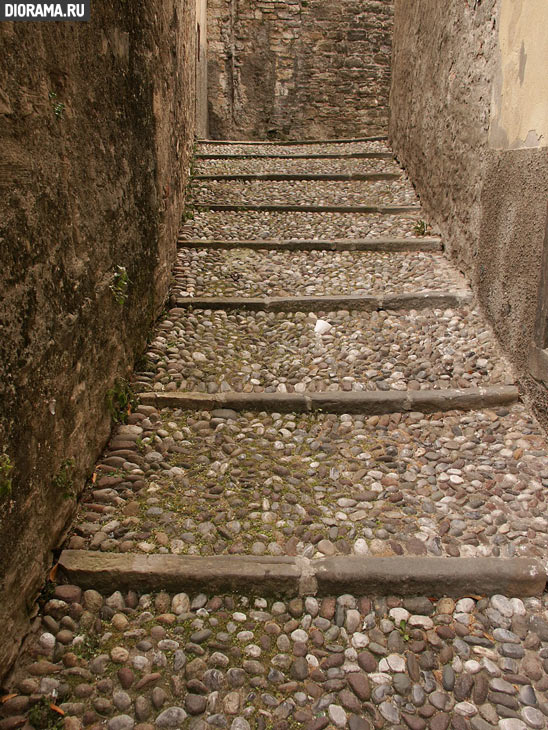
[196, 152, 395, 160]
[58, 551, 545, 597]
[137, 385, 519, 414]
[193, 172, 401, 182]
[177, 237, 443, 252]
[315, 557, 547, 597]
[202, 203, 420, 214]
[172, 291, 472, 312]
[197, 136, 389, 145]
[58, 551, 300, 595]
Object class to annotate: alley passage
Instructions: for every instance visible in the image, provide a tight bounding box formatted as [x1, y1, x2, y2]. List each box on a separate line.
[6, 139, 548, 730]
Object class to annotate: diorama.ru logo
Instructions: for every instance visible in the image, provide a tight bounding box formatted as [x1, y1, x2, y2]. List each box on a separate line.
[0, 1, 90, 20]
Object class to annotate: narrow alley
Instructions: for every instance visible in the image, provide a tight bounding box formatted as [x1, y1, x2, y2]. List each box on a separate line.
[4, 138, 548, 730]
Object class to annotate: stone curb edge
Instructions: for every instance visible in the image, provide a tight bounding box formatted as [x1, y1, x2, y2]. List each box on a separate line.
[137, 385, 520, 415]
[58, 552, 546, 598]
[196, 136, 389, 145]
[195, 152, 395, 161]
[192, 173, 401, 182]
[202, 203, 420, 214]
[177, 237, 443, 252]
[170, 291, 472, 312]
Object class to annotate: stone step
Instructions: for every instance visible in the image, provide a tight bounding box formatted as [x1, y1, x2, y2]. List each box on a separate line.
[201, 204, 419, 214]
[170, 292, 473, 312]
[196, 136, 389, 145]
[194, 156, 400, 176]
[67, 401, 547, 564]
[137, 387, 519, 415]
[177, 237, 443, 252]
[193, 173, 401, 182]
[181, 208, 421, 240]
[139, 306, 508, 395]
[58, 550, 545, 598]
[172, 248, 460, 299]
[196, 152, 395, 160]
[191, 179, 415, 208]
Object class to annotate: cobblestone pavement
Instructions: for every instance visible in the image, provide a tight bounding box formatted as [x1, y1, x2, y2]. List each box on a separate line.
[6, 588, 548, 730]
[67, 403, 548, 561]
[170, 250, 465, 298]
[135, 308, 509, 394]
[191, 180, 416, 207]
[193, 159, 400, 176]
[5, 139, 548, 729]
[180, 211, 421, 241]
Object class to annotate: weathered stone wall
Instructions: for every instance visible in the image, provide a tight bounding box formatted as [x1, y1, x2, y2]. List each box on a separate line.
[207, 0, 393, 140]
[389, 0, 548, 426]
[0, 1, 195, 678]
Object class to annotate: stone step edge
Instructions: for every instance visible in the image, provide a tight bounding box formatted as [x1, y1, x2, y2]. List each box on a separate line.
[196, 136, 389, 145]
[136, 386, 519, 415]
[170, 291, 472, 312]
[176, 237, 443, 252]
[195, 152, 394, 160]
[199, 203, 420, 214]
[192, 173, 401, 182]
[57, 551, 545, 598]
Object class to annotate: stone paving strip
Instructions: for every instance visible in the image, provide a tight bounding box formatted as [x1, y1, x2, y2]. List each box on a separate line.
[193, 158, 401, 176]
[6, 587, 548, 730]
[66, 402, 548, 562]
[195, 141, 391, 157]
[133, 308, 510, 396]
[191, 180, 416, 207]
[180, 212, 424, 241]
[170, 249, 462, 299]
[177, 239, 443, 253]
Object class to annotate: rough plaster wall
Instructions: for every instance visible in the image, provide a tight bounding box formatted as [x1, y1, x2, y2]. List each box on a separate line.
[0, 1, 195, 680]
[389, 0, 548, 427]
[207, 0, 393, 140]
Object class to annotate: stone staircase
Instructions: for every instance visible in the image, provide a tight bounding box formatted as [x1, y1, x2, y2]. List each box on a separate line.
[60, 137, 546, 596]
[5, 139, 548, 730]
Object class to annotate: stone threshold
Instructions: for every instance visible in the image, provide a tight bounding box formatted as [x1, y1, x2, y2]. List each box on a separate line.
[177, 237, 443, 252]
[136, 385, 519, 415]
[171, 291, 472, 312]
[58, 551, 545, 598]
[192, 173, 401, 182]
[195, 152, 395, 160]
[196, 136, 389, 145]
[200, 203, 420, 214]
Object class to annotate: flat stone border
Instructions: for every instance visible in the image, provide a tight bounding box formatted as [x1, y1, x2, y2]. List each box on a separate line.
[58, 551, 545, 597]
[177, 237, 443, 252]
[137, 385, 519, 415]
[171, 291, 472, 312]
[192, 173, 401, 182]
[196, 136, 389, 145]
[201, 203, 420, 214]
[195, 152, 395, 160]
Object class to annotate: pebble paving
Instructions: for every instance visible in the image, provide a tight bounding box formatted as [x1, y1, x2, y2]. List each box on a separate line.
[195, 141, 391, 156]
[171, 250, 464, 298]
[6, 140, 548, 729]
[6, 587, 548, 730]
[180, 212, 425, 242]
[193, 159, 400, 176]
[135, 308, 510, 394]
[191, 180, 416, 207]
[66, 402, 548, 561]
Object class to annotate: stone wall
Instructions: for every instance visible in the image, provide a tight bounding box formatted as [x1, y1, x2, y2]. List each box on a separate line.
[207, 0, 394, 140]
[389, 0, 548, 427]
[0, 1, 196, 679]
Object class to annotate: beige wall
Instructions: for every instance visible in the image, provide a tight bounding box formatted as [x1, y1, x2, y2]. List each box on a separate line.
[490, 0, 548, 150]
[390, 0, 548, 428]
